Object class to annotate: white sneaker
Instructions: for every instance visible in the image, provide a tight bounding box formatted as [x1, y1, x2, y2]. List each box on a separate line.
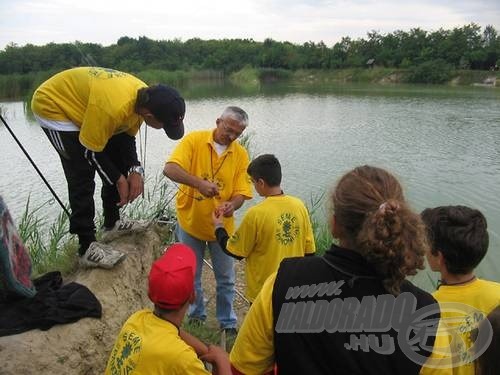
[79, 242, 126, 269]
[101, 219, 151, 242]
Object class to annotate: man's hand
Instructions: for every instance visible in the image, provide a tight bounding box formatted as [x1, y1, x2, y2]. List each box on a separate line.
[116, 175, 129, 206]
[127, 172, 144, 202]
[212, 208, 224, 227]
[197, 179, 219, 198]
[218, 201, 235, 217]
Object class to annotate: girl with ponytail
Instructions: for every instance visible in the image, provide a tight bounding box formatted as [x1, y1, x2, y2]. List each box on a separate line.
[230, 165, 444, 375]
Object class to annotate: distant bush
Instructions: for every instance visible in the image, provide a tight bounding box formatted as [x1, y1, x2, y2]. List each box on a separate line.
[229, 66, 260, 86]
[257, 68, 292, 82]
[406, 59, 454, 84]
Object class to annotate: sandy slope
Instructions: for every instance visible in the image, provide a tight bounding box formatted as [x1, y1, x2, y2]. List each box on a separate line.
[0, 225, 249, 374]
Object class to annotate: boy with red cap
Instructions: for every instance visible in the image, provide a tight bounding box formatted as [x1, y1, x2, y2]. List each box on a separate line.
[105, 243, 230, 374]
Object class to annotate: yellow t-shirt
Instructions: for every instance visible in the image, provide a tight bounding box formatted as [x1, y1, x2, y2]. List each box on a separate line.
[230, 273, 276, 375]
[428, 279, 500, 375]
[105, 309, 210, 375]
[231, 273, 453, 375]
[167, 129, 252, 241]
[31, 67, 146, 152]
[227, 195, 315, 301]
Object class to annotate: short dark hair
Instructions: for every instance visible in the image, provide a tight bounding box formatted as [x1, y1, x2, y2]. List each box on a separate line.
[247, 154, 282, 187]
[421, 205, 489, 274]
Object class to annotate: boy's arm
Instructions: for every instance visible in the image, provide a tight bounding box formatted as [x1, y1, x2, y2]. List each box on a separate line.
[180, 328, 209, 357]
[212, 209, 244, 260]
[200, 345, 231, 375]
[179, 328, 208, 357]
[180, 329, 232, 375]
[214, 226, 243, 260]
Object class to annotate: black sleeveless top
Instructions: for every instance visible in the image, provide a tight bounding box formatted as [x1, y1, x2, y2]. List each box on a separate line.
[271, 244, 439, 375]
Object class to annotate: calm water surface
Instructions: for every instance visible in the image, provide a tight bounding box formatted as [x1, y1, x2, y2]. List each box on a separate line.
[1, 82, 499, 291]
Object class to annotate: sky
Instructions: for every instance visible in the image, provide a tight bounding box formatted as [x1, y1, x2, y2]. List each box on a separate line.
[1, 0, 499, 50]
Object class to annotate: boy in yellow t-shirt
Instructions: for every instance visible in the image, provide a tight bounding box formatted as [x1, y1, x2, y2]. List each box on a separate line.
[212, 154, 315, 302]
[421, 205, 500, 375]
[105, 243, 231, 375]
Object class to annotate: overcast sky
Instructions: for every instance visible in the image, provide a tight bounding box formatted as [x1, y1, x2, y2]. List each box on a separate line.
[1, 0, 499, 50]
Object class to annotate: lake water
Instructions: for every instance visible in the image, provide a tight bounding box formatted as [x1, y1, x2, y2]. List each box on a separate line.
[1, 82, 499, 291]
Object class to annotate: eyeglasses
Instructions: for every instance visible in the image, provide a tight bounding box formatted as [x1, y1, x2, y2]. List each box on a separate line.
[221, 120, 244, 139]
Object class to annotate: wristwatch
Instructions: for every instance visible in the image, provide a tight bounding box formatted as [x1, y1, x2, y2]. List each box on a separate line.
[128, 165, 145, 177]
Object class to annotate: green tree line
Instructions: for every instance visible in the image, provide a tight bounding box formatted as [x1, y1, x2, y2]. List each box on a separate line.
[1, 23, 498, 75]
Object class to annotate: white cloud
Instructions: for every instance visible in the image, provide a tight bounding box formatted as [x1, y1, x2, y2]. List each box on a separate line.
[0, 0, 498, 49]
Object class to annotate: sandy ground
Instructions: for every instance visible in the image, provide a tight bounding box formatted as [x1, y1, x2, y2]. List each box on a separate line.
[200, 257, 250, 329]
[0, 225, 249, 374]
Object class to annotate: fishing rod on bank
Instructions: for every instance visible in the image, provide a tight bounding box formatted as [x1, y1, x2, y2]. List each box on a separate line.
[0, 113, 71, 218]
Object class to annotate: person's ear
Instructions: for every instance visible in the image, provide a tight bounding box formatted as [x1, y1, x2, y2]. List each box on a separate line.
[436, 250, 446, 269]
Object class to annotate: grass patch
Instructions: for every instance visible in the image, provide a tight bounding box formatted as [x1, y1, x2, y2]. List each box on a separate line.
[17, 197, 77, 277]
[307, 191, 333, 255]
[17, 174, 177, 276]
[229, 66, 260, 88]
[182, 318, 238, 352]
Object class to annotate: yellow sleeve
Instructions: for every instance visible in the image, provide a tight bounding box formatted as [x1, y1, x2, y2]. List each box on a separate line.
[230, 273, 276, 374]
[227, 209, 257, 258]
[79, 104, 117, 151]
[167, 133, 194, 170]
[175, 347, 211, 375]
[232, 147, 252, 199]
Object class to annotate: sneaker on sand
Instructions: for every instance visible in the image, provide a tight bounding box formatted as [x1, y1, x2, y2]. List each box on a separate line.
[79, 242, 126, 269]
[100, 219, 151, 242]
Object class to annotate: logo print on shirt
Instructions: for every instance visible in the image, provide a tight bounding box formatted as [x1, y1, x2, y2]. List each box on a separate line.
[200, 172, 225, 198]
[108, 331, 142, 374]
[276, 213, 299, 245]
[89, 67, 126, 79]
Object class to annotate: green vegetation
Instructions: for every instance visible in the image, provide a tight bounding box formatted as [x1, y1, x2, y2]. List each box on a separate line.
[17, 174, 176, 276]
[307, 192, 334, 255]
[407, 59, 454, 84]
[1, 23, 499, 99]
[17, 197, 77, 277]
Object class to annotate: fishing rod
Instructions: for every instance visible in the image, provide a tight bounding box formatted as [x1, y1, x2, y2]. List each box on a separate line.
[0, 113, 71, 218]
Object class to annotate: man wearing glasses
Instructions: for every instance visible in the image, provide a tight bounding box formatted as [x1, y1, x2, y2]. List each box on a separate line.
[163, 106, 252, 335]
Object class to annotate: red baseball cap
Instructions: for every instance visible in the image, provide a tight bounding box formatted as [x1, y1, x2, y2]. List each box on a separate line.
[148, 243, 196, 309]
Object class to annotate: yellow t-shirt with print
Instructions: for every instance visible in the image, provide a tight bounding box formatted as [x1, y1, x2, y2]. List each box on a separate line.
[227, 195, 315, 301]
[105, 309, 210, 375]
[167, 129, 252, 241]
[231, 273, 454, 375]
[428, 279, 500, 375]
[31, 67, 145, 152]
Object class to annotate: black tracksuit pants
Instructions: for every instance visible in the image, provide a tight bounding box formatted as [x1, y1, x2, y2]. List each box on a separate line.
[42, 129, 138, 254]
